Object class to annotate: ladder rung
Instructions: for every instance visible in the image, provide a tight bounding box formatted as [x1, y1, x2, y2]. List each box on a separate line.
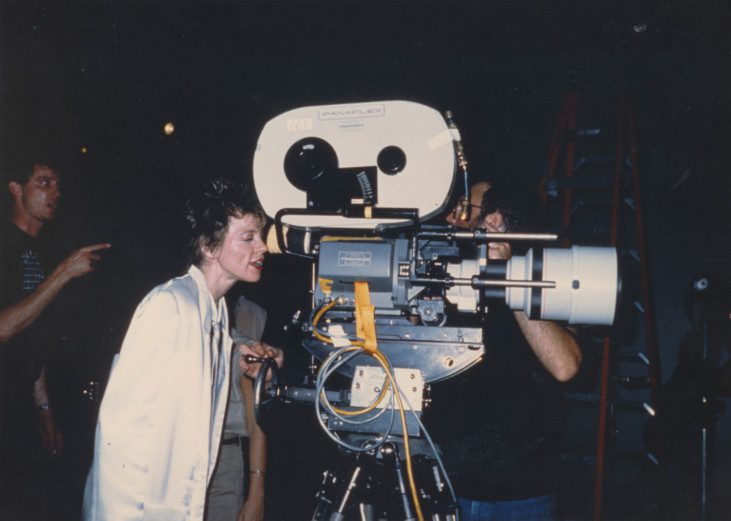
[615, 375, 651, 389]
[564, 393, 654, 414]
[570, 199, 613, 215]
[615, 400, 655, 413]
[575, 128, 601, 136]
[619, 248, 640, 262]
[545, 175, 615, 193]
[561, 450, 659, 467]
[565, 392, 601, 404]
[573, 154, 616, 168]
[615, 449, 657, 463]
[616, 352, 650, 366]
[561, 452, 597, 465]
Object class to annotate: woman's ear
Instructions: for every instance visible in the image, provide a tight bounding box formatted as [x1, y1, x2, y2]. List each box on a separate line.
[201, 243, 217, 263]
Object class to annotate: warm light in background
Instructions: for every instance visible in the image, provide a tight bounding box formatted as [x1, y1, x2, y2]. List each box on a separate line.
[163, 122, 175, 135]
[80, 146, 88, 154]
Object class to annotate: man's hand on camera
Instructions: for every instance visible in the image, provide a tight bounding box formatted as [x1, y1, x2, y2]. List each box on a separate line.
[483, 222, 512, 260]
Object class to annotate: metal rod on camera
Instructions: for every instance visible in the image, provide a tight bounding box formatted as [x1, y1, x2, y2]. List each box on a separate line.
[474, 231, 559, 242]
[416, 230, 558, 242]
[277, 386, 349, 405]
[410, 277, 555, 289]
[444, 110, 471, 222]
[469, 278, 556, 289]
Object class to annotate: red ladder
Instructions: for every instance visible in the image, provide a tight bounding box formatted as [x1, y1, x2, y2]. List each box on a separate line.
[539, 88, 661, 521]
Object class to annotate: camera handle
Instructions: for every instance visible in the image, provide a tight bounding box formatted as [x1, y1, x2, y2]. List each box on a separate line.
[250, 356, 281, 427]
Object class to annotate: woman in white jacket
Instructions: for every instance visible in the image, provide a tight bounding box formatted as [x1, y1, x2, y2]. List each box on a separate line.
[83, 178, 273, 521]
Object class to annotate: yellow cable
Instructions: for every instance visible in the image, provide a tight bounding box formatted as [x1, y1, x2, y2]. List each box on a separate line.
[372, 351, 424, 521]
[312, 298, 390, 416]
[311, 288, 425, 521]
[312, 299, 339, 341]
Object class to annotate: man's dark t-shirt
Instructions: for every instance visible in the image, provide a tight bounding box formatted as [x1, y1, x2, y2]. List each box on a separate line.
[427, 304, 564, 501]
[0, 223, 61, 413]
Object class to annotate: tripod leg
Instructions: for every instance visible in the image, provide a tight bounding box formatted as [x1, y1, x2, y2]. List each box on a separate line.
[430, 463, 459, 520]
[330, 465, 363, 521]
[392, 451, 416, 521]
[358, 501, 375, 521]
[312, 469, 338, 521]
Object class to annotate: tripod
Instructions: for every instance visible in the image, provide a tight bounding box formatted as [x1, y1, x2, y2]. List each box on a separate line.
[250, 355, 461, 520]
[311, 437, 458, 521]
[689, 273, 728, 521]
[647, 273, 729, 521]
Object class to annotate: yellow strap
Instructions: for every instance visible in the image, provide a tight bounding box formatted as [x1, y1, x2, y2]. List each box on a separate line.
[318, 277, 333, 295]
[354, 281, 377, 354]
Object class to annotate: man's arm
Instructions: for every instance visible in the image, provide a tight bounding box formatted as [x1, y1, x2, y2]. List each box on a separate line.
[33, 365, 63, 452]
[514, 312, 581, 382]
[485, 222, 581, 382]
[239, 375, 266, 521]
[0, 243, 111, 343]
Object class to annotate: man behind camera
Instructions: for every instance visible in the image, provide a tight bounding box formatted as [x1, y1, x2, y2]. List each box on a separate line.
[430, 181, 580, 521]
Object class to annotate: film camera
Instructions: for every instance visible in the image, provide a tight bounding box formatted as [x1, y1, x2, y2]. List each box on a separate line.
[251, 100, 619, 520]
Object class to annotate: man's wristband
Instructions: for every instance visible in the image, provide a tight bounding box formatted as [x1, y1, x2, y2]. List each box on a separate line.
[249, 469, 266, 477]
[36, 403, 51, 412]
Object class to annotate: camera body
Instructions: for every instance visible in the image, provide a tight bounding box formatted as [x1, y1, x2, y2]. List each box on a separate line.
[253, 100, 618, 385]
[251, 100, 620, 519]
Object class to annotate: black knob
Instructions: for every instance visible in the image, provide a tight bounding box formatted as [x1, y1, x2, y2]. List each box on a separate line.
[377, 146, 407, 175]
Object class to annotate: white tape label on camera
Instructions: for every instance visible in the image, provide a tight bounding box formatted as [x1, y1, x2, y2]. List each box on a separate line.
[338, 251, 372, 267]
[286, 118, 314, 131]
[427, 129, 453, 151]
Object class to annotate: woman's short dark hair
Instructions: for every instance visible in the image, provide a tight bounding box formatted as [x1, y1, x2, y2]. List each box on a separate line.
[183, 178, 266, 268]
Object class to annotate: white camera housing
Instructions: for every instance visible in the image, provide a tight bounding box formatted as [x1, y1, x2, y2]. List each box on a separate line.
[253, 100, 457, 230]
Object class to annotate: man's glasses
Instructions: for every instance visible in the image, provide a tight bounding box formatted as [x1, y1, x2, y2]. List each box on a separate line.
[451, 199, 484, 218]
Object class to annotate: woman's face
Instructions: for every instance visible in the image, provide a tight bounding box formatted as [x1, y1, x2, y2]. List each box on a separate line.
[211, 214, 267, 283]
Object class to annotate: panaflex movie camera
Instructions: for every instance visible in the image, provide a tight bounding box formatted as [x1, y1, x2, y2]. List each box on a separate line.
[251, 100, 619, 520]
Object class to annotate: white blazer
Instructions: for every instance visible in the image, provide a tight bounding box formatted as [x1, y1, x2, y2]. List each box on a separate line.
[83, 265, 231, 521]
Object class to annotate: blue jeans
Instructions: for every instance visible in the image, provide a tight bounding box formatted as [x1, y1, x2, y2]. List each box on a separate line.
[458, 494, 556, 521]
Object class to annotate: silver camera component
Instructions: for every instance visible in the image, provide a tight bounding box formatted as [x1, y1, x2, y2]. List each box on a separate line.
[316, 238, 618, 327]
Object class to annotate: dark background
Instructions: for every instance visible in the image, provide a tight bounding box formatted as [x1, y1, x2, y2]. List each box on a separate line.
[1, 1, 729, 520]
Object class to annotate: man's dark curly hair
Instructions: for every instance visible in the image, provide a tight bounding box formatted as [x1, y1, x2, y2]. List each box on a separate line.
[3, 146, 68, 208]
[183, 178, 266, 268]
[478, 182, 538, 233]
